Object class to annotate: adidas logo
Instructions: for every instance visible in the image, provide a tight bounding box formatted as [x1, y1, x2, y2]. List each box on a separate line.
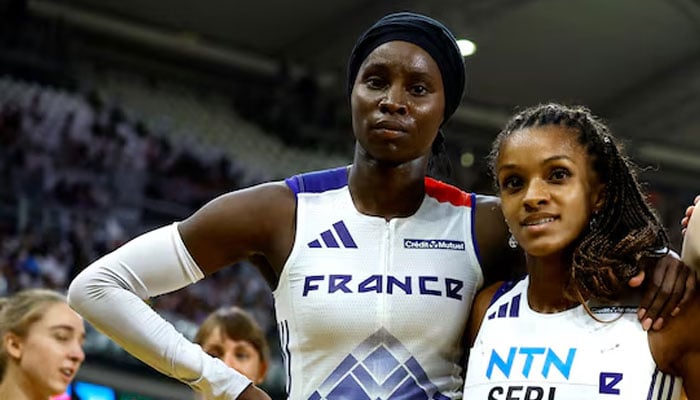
[307, 220, 358, 249]
[488, 293, 521, 320]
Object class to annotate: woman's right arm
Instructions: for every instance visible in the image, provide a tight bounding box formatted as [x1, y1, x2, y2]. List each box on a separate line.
[68, 182, 296, 400]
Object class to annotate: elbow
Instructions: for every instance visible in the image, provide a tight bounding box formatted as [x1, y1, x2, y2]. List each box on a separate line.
[67, 267, 94, 314]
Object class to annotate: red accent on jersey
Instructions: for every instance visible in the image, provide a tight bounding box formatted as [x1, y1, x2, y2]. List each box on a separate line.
[425, 177, 472, 207]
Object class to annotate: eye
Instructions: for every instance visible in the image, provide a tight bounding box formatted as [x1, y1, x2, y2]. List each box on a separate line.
[204, 346, 223, 358]
[409, 84, 428, 96]
[235, 351, 252, 361]
[206, 349, 223, 358]
[54, 333, 70, 342]
[365, 76, 385, 90]
[500, 175, 523, 191]
[549, 167, 571, 182]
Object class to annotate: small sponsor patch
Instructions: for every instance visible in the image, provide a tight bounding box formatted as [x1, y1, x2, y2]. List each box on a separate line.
[403, 239, 465, 251]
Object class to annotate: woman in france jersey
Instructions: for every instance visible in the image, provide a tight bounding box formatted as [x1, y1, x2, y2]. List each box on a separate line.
[67, 12, 692, 400]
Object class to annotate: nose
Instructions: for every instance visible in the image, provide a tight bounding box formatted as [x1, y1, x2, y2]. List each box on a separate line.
[69, 341, 85, 364]
[379, 84, 407, 115]
[523, 178, 550, 210]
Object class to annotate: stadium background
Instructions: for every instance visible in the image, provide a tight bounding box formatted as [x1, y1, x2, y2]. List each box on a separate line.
[1, 0, 699, 398]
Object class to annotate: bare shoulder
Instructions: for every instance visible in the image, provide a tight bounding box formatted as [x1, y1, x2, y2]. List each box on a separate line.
[467, 281, 504, 346]
[178, 181, 297, 274]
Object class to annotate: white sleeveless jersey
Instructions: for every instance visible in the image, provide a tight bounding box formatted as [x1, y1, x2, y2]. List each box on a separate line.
[464, 277, 683, 400]
[274, 167, 484, 399]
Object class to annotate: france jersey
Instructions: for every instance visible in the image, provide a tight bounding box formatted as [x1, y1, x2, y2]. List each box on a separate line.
[464, 276, 683, 400]
[274, 166, 483, 399]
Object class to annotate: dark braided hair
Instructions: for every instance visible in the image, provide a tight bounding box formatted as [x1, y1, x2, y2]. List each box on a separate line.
[428, 130, 452, 178]
[488, 103, 669, 302]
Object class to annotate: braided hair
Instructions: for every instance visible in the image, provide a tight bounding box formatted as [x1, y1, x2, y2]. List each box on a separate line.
[488, 103, 669, 302]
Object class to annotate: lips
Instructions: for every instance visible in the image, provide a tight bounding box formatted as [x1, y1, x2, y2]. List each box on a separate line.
[521, 214, 558, 226]
[373, 120, 408, 132]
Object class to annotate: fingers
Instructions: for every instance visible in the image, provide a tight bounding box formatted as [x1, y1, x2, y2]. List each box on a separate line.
[642, 258, 685, 330]
[651, 266, 688, 330]
[627, 270, 644, 288]
[681, 205, 695, 235]
[637, 260, 664, 325]
[676, 269, 697, 316]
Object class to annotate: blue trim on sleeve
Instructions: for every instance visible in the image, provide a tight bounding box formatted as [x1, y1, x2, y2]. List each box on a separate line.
[469, 193, 482, 266]
[489, 280, 519, 306]
[284, 166, 349, 197]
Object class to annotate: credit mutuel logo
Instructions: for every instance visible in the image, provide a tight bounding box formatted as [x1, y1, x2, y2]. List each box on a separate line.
[404, 238, 465, 251]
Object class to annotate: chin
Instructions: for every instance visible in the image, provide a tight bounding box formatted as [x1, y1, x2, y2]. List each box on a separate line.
[522, 241, 568, 258]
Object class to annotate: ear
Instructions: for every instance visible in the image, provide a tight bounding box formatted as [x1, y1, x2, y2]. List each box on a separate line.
[256, 361, 269, 385]
[3, 332, 24, 360]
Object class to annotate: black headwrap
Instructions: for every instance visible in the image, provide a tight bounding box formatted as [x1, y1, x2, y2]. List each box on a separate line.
[347, 11, 466, 125]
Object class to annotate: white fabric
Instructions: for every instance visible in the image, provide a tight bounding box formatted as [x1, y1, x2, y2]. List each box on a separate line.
[682, 208, 700, 273]
[67, 223, 252, 399]
[464, 276, 683, 399]
[274, 177, 483, 399]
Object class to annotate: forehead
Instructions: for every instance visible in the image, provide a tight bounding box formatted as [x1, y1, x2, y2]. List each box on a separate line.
[204, 327, 256, 347]
[361, 41, 441, 75]
[499, 125, 587, 163]
[34, 302, 85, 332]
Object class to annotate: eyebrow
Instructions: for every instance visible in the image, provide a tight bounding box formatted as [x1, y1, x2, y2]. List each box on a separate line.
[50, 325, 86, 339]
[498, 155, 573, 172]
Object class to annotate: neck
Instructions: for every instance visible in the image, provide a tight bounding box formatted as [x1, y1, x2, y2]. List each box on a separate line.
[349, 150, 429, 220]
[526, 252, 580, 313]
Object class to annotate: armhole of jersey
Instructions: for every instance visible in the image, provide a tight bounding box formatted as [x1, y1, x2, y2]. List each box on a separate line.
[469, 192, 482, 267]
[284, 166, 349, 197]
[489, 280, 518, 306]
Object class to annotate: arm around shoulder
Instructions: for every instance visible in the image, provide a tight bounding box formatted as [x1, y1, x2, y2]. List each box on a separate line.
[648, 291, 700, 398]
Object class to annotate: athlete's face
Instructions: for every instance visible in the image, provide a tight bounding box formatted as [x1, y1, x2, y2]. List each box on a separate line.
[201, 327, 267, 384]
[5, 302, 85, 398]
[351, 41, 445, 165]
[496, 125, 604, 257]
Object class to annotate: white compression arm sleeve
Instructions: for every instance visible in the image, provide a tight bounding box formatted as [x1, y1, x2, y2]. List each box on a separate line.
[67, 223, 252, 399]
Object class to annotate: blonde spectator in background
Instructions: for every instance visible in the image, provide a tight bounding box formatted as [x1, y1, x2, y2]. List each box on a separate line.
[194, 306, 269, 386]
[0, 289, 85, 400]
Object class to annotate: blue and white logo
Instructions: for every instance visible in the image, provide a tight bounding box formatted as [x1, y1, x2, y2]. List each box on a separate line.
[308, 328, 449, 400]
[404, 239, 465, 251]
[308, 221, 358, 249]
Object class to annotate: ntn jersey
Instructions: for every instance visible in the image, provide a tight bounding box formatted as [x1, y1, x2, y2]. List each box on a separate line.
[464, 277, 683, 400]
[275, 167, 483, 399]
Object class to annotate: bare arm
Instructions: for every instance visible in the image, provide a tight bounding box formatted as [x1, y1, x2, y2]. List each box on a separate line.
[67, 181, 294, 399]
[179, 181, 297, 286]
[466, 281, 503, 346]
[648, 292, 700, 398]
[474, 194, 525, 286]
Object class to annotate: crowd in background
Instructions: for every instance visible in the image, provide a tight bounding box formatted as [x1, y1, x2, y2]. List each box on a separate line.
[0, 78, 277, 360]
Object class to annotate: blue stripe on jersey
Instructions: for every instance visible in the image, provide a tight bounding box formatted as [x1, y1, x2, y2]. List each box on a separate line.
[285, 166, 349, 196]
[489, 279, 521, 306]
[469, 193, 482, 266]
